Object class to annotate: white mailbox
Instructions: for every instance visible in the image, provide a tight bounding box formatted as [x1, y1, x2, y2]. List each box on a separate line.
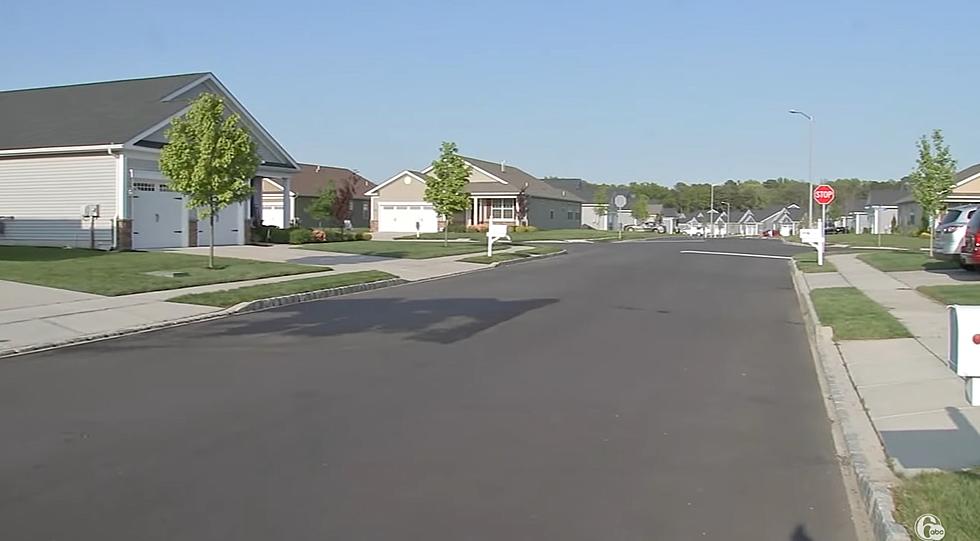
[485, 221, 511, 257]
[948, 305, 980, 405]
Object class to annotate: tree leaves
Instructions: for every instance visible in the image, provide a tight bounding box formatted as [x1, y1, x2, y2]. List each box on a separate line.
[424, 141, 471, 224]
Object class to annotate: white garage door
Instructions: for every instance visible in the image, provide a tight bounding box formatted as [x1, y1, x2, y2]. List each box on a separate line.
[378, 203, 439, 233]
[132, 181, 186, 249]
[198, 203, 244, 246]
[262, 205, 284, 229]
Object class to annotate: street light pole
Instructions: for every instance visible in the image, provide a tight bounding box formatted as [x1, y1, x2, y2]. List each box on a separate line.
[789, 110, 814, 227]
[721, 201, 731, 237]
[709, 184, 715, 238]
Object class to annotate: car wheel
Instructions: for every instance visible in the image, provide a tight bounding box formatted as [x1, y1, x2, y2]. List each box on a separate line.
[624, 226, 634, 232]
[960, 261, 976, 271]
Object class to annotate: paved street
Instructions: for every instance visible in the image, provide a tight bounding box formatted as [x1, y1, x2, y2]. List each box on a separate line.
[0, 239, 859, 541]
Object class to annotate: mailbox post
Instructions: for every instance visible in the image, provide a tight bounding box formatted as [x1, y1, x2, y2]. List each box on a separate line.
[948, 305, 980, 405]
[486, 220, 510, 257]
[799, 220, 825, 266]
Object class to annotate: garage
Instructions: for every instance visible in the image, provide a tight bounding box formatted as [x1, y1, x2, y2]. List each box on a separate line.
[197, 203, 244, 246]
[377, 203, 439, 233]
[131, 181, 186, 249]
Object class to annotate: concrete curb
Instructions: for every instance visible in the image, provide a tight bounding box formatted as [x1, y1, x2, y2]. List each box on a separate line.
[0, 278, 407, 359]
[492, 249, 568, 267]
[790, 264, 911, 541]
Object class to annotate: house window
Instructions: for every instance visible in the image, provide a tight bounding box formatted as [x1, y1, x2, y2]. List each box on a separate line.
[567, 209, 574, 220]
[491, 199, 515, 219]
[133, 182, 155, 191]
[362, 204, 369, 220]
[348, 201, 354, 211]
[549, 209, 555, 219]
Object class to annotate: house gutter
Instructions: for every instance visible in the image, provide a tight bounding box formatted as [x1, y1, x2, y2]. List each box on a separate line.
[0, 144, 125, 157]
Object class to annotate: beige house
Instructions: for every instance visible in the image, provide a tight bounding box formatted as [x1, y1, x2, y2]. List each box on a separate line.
[897, 163, 980, 231]
[365, 156, 584, 233]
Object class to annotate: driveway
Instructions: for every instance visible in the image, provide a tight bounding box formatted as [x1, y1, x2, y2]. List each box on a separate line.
[0, 240, 859, 540]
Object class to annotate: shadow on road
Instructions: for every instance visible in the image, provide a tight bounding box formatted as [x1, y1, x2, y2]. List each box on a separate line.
[919, 268, 980, 282]
[207, 297, 559, 344]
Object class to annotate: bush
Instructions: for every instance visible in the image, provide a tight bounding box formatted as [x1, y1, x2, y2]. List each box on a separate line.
[510, 225, 539, 233]
[359, 232, 372, 241]
[289, 228, 313, 244]
[311, 228, 328, 242]
[325, 229, 344, 242]
[267, 227, 291, 244]
[467, 224, 489, 232]
[446, 223, 468, 233]
[343, 232, 357, 241]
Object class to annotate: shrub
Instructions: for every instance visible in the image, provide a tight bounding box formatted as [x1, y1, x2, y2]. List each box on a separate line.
[510, 225, 539, 233]
[311, 228, 327, 242]
[360, 232, 372, 241]
[467, 224, 489, 232]
[267, 227, 291, 244]
[447, 223, 468, 233]
[325, 229, 344, 242]
[343, 232, 357, 241]
[289, 228, 313, 244]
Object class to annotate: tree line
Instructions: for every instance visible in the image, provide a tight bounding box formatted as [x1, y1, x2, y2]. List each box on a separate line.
[602, 177, 908, 219]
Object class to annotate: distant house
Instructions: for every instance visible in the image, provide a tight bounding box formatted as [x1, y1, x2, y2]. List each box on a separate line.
[757, 204, 803, 236]
[262, 164, 375, 229]
[660, 207, 680, 234]
[540, 178, 609, 230]
[898, 164, 980, 231]
[729, 209, 760, 236]
[863, 187, 909, 234]
[366, 157, 584, 233]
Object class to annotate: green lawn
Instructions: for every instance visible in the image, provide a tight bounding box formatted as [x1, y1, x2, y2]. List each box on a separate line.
[895, 469, 980, 541]
[168, 270, 395, 307]
[296, 241, 487, 259]
[794, 252, 837, 273]
[0, 246, 322, 296]
[857, 251, 958, 272]
[810, 287, 912, 340]
[918, 285, 980, 305]
[458, 253, 527, 264]
[818, 233, 930, 250]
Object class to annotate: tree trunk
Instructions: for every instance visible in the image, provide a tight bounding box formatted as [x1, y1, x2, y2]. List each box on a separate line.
[929, 210, 936, 258]
[209, 211, 216, 269]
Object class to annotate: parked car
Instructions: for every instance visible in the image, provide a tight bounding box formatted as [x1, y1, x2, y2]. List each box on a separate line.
[762, 229, 780, 238]
[937, 205, 979, 264]
[624, 221, 666, 233]
[958, 205, 980, 270]
[824, 225, 847, 235]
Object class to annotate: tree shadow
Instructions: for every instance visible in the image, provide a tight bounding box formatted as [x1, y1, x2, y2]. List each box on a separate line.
[920, 267, 980, 282]
[879, 406, 980, 470]
[286, 253, 392, 266]
[0, 245, 107, 262]
[790, 524, 814, 541]
[204, 296, 559, 344]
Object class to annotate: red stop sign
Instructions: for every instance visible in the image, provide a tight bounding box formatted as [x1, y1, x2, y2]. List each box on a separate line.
[813, 184, 835, 205]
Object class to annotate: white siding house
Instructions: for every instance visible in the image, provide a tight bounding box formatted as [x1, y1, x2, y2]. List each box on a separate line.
[0, 73, 299, 250]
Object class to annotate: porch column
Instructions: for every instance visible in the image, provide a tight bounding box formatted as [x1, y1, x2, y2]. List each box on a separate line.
[281, 177, 291, 228]
[470, 197, 477, 225]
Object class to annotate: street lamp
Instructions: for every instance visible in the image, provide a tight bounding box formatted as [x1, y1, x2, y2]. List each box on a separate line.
[721, 201, 731, 237]
[789, 110, 814, 227]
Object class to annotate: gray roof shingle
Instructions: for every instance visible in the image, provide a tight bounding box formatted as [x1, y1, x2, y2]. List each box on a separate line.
[461, 157, 584, 202]
[0, 73, 207, 150]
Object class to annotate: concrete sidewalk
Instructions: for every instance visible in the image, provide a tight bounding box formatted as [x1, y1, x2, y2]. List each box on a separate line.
[0, 247, 498, 357]
[819, 253, 980, 472]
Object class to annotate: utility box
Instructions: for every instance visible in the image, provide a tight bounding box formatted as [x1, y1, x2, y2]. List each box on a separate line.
[949, 305, 980, 405]
[81, 204, 100, 218]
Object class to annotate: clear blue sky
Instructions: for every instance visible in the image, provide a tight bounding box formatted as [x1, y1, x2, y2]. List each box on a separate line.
[4, 0, 978, 185]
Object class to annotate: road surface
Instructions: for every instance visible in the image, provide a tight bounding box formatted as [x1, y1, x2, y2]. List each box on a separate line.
[0, 239, 860, 540]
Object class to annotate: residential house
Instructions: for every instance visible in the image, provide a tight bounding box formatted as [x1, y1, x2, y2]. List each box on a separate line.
[541, 178, 610, 230]
[660, 207, 680, 234]
[680, 209, 728, 235]
[898, 164, 980, 231]
[757, 204, 803, 236]
[262, 164, 375, 229]
[365, 156, 584, 233]
[863, 187, 908, 234]
[0, 73, 299, 250]
[729, 209, 760, 236]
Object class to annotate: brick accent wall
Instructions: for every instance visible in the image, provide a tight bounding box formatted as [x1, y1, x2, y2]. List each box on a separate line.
[115, 219, 132, 251]
[189, 220, 198, 247]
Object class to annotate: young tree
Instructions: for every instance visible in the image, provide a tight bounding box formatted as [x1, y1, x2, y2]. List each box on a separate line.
[909, 129, 956, 256]
[424, 141, 471, 246]
[331, 177, 355, 227]
[593, 185, 610, 227]
[631, 194, 651, 222]
[160, 93, 259, 268]
[306, 184, 336, 227]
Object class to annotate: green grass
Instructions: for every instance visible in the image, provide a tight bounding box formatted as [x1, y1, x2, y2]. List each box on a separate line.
[918, 285, 980, 305]
[295, 240, 487, 259]
[458, 253, 527, 264]
[857, 251, 958, 272]
[895, 469, 980, 541]
[0, 246, 322, 296]
[810, 287, 912, 340]
[168, 270, 395, 307]
[394, 232, 477, 240]
[794, 252, 837, 273]
[809, 233, 930, 250]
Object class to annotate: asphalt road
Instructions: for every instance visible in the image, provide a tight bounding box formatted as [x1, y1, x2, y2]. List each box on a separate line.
[0, 238, 860, 541]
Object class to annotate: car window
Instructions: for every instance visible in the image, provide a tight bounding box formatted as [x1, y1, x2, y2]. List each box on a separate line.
[969, 209, 980, 230]
[941, 209, 962, 224]
[969, 210, 977, 219]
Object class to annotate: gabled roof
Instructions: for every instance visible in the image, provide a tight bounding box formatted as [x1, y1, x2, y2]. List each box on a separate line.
[274, 164, 376, 199]
[0, 73, 299, 170]
[365, 170, 429, 195]
[865, 187, 909, 207]
[459, 156, 584, 202]
[0, 73, 206, 150]
[541, 178, 596, 202]
[955, 163, 980, 186]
